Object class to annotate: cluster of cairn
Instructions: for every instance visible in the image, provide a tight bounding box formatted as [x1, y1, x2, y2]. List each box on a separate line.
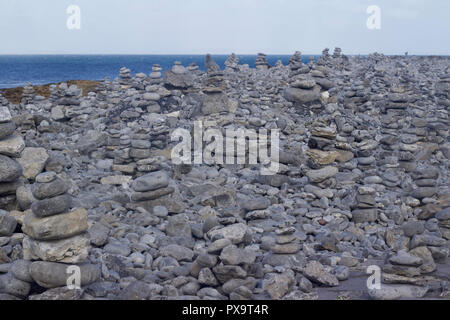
[0, 49, 448, 300]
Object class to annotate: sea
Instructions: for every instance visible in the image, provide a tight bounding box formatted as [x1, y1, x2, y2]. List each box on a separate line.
[0, 54, 319, 89]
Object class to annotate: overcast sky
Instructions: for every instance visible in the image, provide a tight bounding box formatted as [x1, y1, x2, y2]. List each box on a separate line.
[0, 0, 449, 55]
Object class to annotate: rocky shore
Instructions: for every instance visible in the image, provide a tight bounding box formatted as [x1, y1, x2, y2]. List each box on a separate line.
[0, 49, 449, 300]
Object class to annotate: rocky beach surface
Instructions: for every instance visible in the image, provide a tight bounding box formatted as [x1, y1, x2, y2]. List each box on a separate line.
[0, 49, 449, 300]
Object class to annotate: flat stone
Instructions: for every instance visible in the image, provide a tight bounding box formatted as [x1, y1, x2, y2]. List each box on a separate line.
[352, 208, 378, 223]
[31, 178, 69, 200]
[23, 208, 88, 241]
[208, 223, 250, 244]
[131, 171, 169, 192]
[29, 261, 100, 289]
[31, 194, 72, 218]
[160, 244, 194, 262]
[284, 87, 320, 104]
[306, 166, 338, 183]
[131, 187, 174, 201]
[411, 187, 437, 200]
[368, 284, 428, 300]
[389, 250, 423, 267]
[23, 234, 90, 264]
[100, 175, 132, 185]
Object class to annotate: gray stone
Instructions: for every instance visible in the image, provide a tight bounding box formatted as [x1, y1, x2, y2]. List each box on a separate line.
[23, 208, 88, 241]
[0, 272, 31, 298]
[31, 194, 72, 218]
[166, 213, 191, 237]
[31, 178, 69, 200]
[29, 262, 100, 289]
[306, 166, 338, 183]
[303, 261, 339, 287]
[0, 121, 16, 140]
[219, 245, 257, 265]
[0, 155, 22, 182]
[10, 260, 33, 283]
[368, 284, 428, 300]
[284, 87, 320, 104]
[0, 210, 17, 236]
[0, 134, 25, 157]
[131, 171, 169, 192]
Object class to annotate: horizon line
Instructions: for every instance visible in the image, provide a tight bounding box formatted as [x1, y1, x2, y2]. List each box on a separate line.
[0, 53, 449, 57]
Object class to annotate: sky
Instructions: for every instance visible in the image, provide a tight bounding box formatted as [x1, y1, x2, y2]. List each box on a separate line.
[0, 0, 449, 55]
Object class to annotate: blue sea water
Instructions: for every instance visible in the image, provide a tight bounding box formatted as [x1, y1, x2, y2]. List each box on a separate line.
[0, 55, 318, 89]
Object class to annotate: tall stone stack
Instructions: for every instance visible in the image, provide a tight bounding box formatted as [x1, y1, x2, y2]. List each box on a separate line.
[119, 67, 132, 87]
[131, 72, 147, 90]
[20, 172, 99, 291]
[410, 167, 438, 206]
[200, 55, 230, 115]
[22, 172, 90, 264]
[50, 83, 82, 122]
[129, 129, 151, 163]
[332, 47, 342, 59]
[21, 83, 35, 105]
[436, 70, 450, 109]
[142, 85, 162, 113]
[149, 64, 163, 85]
[225, 53, 239, 72]
[304, 126, 339, 180]
[0, 106, 25, 210]
[95, 77, 111, 105]
[255, 53, 269, 70]
[283, 69, 321, 113]
[288, 51, 309, 75]
[317, 48, 330, 65]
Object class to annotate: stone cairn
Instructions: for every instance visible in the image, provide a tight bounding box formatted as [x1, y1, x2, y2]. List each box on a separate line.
[255, 53, 269, 70]
[288, 51, 306, 74]
[224, 53, 239, 72]
[187, 62, 201, 75]
[200, 55, 229, 116]
[131, 72, 147, 91]
[20, 172, 99, 292]
[0, 106, 25, 210]
[50, 83, 82, 123]
[164, 61, 194, 90]
[21, 83, 35, 105]
[119, 67, 132, 87]
[333, 47, 342, 59]
[436, 69, 450, 115]
[149, 64, 163, 85]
